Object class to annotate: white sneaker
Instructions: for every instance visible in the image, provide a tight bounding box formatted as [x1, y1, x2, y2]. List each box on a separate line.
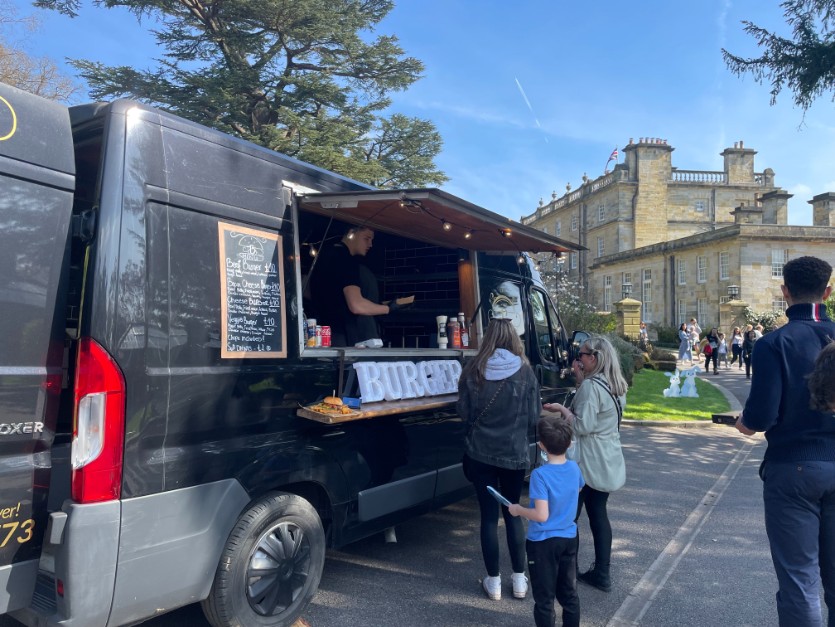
[354, 338, 383, 348]
[511, 572, 528, 599]
[482, 575, 501, 600]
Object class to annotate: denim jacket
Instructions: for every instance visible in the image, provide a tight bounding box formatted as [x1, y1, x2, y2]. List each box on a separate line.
[457, 363, 540, 470]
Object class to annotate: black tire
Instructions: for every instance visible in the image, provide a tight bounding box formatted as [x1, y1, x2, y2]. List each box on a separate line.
[201, 492, 326, 627]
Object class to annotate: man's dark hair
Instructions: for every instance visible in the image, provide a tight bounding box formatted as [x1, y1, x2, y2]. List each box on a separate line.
[783, 256, 832, 302]
[808, 340, 835, 412]
[537, 414, 573, 455]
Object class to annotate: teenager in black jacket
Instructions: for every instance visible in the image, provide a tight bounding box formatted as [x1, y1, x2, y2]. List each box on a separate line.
[458, 318, 540, 602]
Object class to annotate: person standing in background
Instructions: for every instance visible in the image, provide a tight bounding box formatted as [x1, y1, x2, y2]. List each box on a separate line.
[678, 322, 692, 364]
[736, 256, 835, 627]
[688, 318, 702, 362]
[702, 327, 720, 375]
[716, 332, 729, 369]
[730, 327, 744, 368]
[458, 318, 541, 602]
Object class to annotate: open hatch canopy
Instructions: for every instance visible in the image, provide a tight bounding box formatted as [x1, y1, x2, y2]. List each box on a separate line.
[297, 188, 584, 254]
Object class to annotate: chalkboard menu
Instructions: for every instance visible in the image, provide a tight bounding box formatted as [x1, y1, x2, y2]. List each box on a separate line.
[218, 222, 287, 358]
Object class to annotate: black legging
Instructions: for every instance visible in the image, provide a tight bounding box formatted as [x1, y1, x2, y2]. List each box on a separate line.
[467, 459, 527, 577]
[704, 350, 718, 373]
[467, 457, 527, 576]
[744, 351, 754, 377]
[575, 485, 612, 572]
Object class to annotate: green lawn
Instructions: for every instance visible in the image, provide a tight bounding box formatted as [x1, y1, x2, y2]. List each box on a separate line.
[624, 369, 731, 421]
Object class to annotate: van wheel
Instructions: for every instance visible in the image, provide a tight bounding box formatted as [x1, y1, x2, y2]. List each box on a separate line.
[201, 492, 326, 627]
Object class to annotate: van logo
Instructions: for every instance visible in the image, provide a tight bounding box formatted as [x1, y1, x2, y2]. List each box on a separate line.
[0, 422, 44, 436]
[0, 96, 17, 142]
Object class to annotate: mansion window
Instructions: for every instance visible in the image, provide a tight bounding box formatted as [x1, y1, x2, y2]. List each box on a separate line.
[697, 298, 707, 323]
[555, 219, 561, 236]
[604, 275, 612, 312]
[678, 299, 686, 325]
[642, 269, 652, 322]
[773, 297, 787, 312]
[694, 200, 706, 212]
[697, 256, 707, 283]
[719, 252, 729, 281]
[598, 204, 605, 223]
[571, 214, 578, 231]
[570, 252, 577, 269]
[677, 259, 686, 285]
[597, 237, 605, 257]
[772, 248, 788, 278]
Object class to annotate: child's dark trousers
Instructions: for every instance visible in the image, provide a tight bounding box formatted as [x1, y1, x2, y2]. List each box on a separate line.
[527, 535, 580, 627]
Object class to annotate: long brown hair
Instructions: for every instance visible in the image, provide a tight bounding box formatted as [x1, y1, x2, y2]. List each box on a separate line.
[461, 318, 528, 383]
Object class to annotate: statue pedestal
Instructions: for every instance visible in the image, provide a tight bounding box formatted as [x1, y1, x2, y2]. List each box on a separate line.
[615, 297, 642, 340]
[720, 299, 748, 332]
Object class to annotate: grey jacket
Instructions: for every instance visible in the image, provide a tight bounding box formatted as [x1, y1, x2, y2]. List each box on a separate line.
[457, 357, 540, 470]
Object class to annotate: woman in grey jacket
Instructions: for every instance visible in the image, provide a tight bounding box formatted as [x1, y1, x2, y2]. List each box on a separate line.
[458, 318, 541, 602]
[545, 336, 627, 593]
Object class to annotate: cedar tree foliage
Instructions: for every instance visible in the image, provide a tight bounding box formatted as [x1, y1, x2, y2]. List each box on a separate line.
[722, 0, 835, 110]
[36, 0, 447, 187]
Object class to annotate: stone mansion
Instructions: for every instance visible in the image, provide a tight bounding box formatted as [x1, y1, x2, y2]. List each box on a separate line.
[521, 138, 835, 330]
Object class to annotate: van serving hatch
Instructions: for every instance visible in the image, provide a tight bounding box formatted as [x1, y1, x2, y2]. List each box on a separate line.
[297, 188, 583, 254]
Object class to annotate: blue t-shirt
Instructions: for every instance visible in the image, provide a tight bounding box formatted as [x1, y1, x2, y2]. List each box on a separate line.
[526, 460, 584, 541]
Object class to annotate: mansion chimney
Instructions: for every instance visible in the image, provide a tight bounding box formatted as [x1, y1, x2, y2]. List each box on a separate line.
[760, 189, 791, 225]
[623, 138, 674, 248]
[722, 141, 756, 185]
[809, 192, 835, 226]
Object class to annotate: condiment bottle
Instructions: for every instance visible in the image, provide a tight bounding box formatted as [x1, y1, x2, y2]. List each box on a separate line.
[436, 315, 448, 349]
[458, 312, 469, 348]
[448, 316, 461, 348]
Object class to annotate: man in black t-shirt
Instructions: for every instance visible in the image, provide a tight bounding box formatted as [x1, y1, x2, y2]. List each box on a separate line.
[310, 227, 405, 347]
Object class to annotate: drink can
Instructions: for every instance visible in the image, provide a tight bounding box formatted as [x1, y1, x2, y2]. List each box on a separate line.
[306, 318, 317, 347]
[315, 325, 322, 347]
[321, 326, 331, 347]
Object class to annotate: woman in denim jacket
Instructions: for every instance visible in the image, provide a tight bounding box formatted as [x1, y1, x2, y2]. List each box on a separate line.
[458, 318, 541, 602]
[545, 336, 627, 593]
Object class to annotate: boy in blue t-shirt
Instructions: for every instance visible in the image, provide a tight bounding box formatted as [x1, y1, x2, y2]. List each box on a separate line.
[509, 415, 583, 627]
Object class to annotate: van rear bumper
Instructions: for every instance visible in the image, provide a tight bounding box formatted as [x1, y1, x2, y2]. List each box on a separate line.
[12, 480, 249, 627]
[0, 559, 38, 615]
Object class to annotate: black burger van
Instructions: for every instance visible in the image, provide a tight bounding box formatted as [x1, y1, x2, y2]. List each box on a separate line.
[0, 81, 581, 627]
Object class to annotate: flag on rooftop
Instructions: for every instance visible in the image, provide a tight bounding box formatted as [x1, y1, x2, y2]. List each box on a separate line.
[608, 147, 618, 162]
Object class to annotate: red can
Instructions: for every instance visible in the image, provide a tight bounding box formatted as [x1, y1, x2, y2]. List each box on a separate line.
[321, 326, 331, 347]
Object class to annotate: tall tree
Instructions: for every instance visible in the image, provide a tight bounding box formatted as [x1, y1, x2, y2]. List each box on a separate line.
[722, 0, 835, 110]
[0, 0, 78, 100]
[36, 0, 447, 187]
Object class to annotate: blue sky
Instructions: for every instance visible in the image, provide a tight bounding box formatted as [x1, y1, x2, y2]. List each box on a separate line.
[9, 0, 835, 225]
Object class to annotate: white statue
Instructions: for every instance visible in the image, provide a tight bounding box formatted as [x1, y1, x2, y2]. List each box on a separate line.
[679, 366, 701, 398]
[663, 369, 682, 398]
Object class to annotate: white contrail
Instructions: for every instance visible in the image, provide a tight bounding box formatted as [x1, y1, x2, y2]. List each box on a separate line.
[514, 77, 547, 141]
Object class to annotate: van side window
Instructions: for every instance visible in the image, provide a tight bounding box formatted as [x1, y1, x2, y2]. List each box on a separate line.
[530, 289, 557, 363]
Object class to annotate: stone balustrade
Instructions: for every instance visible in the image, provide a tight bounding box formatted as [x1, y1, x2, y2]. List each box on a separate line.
[670, 170, 726, 183]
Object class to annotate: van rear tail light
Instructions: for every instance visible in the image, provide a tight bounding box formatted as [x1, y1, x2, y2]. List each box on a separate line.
[71, 338, 125, 503]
